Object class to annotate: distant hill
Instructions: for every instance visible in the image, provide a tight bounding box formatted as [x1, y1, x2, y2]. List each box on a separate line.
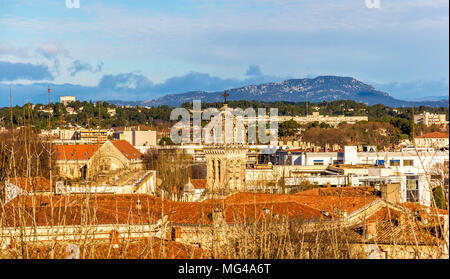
[109, 76, 449, 108]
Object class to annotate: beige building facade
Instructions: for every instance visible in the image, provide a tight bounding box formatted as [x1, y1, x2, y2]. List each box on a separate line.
[414, 112, 448, 126]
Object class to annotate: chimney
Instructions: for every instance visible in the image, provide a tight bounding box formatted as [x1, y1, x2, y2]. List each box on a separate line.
[109, 230, 120, 249]
[398, 214, 409, 228]
[381, 184, 400, 204]
[334, 207, 348, 218]
[9, 237, 16, 249]
[212, 207, 225, 226]
[136, 199, 142, 211]
[132, 127, 136, 146]
[171, 226, 181, 241]
[365, 222, 377, 240]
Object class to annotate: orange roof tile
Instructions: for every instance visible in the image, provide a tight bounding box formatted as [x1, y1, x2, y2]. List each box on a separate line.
[191, 179, 206, 189]
[55, 144, 100, 160]
[7, 177, 52, 192]
[2, 237, 212, 259]
[416, 132, 449, 139]
[111, 140, 143, 160]
[296, 186, 378, 197]
[399, 202, 449, 216]
[216, 190, 379, 215]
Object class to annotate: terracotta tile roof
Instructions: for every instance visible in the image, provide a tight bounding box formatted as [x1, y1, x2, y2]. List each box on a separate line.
[416, 132, 449, 139]
[327, 220, 442, 246]
[399, 202, 449, 216]
[363, 207, 402, 223]
[1, 237, 212, 259]
[111, 140, 143, 160]
[1, 194, 168, 227]
[296, 186, 379, 197]
[191, 179, 206, 189]
[293, 195, 379, 215]
[1, 193, 329, 227]
[373, 221, 440, 245]
[224, 202, 328, 223]
[217, 191, 379, 216]
[7, 177, 52, 192]
[55, 144, 100, 160]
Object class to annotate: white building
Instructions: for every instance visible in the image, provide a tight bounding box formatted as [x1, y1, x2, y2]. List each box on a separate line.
[414, 132, 449, 149]
[113, 127, 157, 147]
[60, 96, 76, 105]
[414, 112, 448, 126]
[243, 145, 449, 206]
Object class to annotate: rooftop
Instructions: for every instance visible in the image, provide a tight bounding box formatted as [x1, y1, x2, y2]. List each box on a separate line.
[56, 144, 100, 160]
[7, 177, 52, 192]
[111, 140, 143, 160]
[416, 132, 449, 139]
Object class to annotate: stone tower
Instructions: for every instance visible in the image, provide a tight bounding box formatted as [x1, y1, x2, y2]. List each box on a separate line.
[204, 143, 247, 193]
[204, 93, 248, 194]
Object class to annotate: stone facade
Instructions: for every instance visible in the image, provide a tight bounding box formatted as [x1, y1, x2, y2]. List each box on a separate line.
[204, 144, 247, 193]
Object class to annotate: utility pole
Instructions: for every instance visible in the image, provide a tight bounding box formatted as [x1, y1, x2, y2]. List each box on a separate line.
[412, 106, 415, 141]
[48, 86, 53, 189]
[48, 86, 51, 129]
[305, 92, 310, 117]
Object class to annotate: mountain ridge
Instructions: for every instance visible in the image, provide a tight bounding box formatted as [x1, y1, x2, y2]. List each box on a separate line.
[108, 76, 449, 108]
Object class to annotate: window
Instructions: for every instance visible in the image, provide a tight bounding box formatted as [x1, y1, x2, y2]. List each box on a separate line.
[313, 160, 324, 166]
[403, 160, 414, 167]
[406, 175, 419, 202]
[390, 160, 400, 166]
[375, 160, 385, 166]
[333, 160, 344, 165]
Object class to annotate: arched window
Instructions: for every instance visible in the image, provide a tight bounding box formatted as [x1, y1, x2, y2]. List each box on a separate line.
[218, 160, 221, 183]
[212, 160, 215, 181]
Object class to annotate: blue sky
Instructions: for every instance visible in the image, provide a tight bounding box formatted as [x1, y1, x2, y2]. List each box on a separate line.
[0, 0, 448, 106]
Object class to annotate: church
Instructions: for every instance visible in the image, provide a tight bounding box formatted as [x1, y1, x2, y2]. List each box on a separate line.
[55, 140, 144, 180]
[203, 91, 249, 194]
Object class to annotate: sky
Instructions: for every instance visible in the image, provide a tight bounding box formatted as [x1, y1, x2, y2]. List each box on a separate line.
[0, 0, 448, 106]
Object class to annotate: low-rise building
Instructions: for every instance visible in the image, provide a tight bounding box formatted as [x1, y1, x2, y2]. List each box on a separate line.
[414, 132, 449, 149]
[278, 111, 368, 127]
[55, 140, 144, 179]
[60, 96, 76, 105]
[113, 127, 157, 147]
[79, 129, 109, 143]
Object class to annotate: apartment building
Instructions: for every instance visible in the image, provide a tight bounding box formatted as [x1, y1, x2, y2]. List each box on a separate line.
[60, 96, 76, 105]
[414, 112, 448, 126]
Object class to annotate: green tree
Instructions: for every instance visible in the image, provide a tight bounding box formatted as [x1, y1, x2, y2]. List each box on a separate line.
[432, 186, 447, 210]
[278, 119, 300, 137]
